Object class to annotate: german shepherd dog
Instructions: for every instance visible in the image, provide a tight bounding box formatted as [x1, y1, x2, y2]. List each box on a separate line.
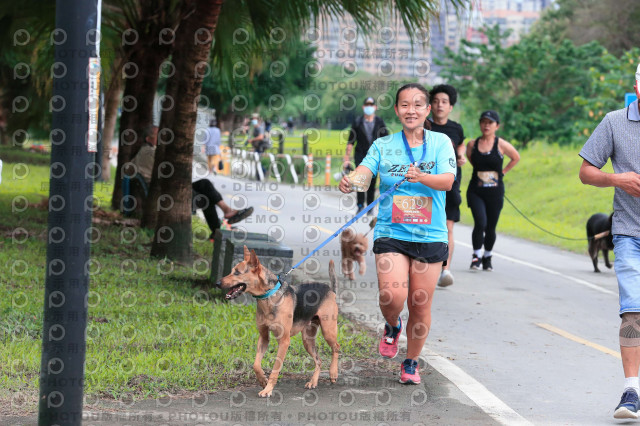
[217, 246, 340, 397]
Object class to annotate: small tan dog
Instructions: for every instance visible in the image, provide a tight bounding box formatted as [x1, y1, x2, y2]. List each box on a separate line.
[217, 246, 340, 397]
[340, 227, 369, 280]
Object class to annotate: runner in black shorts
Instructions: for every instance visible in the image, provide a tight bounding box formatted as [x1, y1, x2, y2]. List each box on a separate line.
[427, 84, 466, 287]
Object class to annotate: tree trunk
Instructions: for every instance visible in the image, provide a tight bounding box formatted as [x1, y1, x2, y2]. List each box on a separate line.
[0, 106, 7, 145]
[142, 68, 179, 229]
[101, 72, 122, 182]
[218, 111, 236, 133]
[150, 0, 224, 261]
[110, 46, 165, 210]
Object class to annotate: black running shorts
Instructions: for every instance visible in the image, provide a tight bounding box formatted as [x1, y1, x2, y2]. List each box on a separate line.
[373, 238, 448, 263]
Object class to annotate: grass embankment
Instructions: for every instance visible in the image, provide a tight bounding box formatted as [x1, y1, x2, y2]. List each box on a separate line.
[0, 146, 376, 413]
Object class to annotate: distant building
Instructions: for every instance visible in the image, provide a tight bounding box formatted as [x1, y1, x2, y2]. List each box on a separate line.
[465, 0, 549, 46]
[311, 0, 554, 82]
[310, 14, 433, 83]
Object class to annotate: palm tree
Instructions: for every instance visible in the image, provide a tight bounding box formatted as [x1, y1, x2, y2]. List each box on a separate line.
[0, 2, 56, 145]
[149, 0, 465, 261]
[106, 0, 181, 210]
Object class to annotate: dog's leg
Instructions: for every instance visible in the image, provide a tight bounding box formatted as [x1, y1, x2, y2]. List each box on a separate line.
[342, 258, 354, 281]
[259, 328, 291, 397]
[319, 301, 340, 384]
[358, 257, 366, 276]
[302, 320, 321, 389]
[348, 259, 356, 280]
[588, 242, 600, 272]
[253, 327, 270, 388]
[604, 249, 613, 269]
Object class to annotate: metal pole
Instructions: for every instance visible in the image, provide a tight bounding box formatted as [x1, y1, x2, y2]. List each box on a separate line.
[38, 0, 100, 424]
[94, 91, 105, 182]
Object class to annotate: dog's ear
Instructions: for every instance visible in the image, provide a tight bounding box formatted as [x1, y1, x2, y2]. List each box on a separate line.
[249, 249, 262, 271]
[342, 228, 355, 242]
[243, 245, 251, 261]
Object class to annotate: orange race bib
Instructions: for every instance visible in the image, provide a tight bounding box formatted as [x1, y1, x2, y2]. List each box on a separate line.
[392, 196, 432, 224]
[477, 171, 499, 187]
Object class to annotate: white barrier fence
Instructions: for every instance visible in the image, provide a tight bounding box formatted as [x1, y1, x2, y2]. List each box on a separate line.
[229, 148, 328, 185]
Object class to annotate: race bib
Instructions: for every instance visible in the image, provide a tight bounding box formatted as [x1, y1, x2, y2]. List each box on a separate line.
[477, 171, 499, 187]
[392, 196, 432, 224]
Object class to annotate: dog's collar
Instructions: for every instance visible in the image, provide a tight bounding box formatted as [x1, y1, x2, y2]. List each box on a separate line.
[253, 280, 281, 299]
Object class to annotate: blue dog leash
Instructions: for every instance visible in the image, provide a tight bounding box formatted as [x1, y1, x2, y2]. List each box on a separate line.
[257, 178, 406, 299]
[278, 175, 408, 280]
[278, 131, 427, 280]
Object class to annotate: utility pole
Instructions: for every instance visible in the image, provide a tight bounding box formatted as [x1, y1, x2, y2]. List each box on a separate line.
[38, 1, 101, 425]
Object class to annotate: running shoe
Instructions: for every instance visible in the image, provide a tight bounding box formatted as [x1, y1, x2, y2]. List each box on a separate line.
[399, 358, 420, 384]
[470, 255, 482, 270]
[614, 389, 640, 419]
[378, 317, 402, 359]
[482, 256, 493, 271]
[437, 270, 454, 287]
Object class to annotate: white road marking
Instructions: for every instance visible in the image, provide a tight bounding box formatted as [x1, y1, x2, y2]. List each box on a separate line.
[456, 241, 616, 296]
[341, 305, 531, 426]
[421, 346, 533, 426]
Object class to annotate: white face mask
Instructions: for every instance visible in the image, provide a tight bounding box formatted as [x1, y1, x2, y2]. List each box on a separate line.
[363, 106, 375, 116]
[251, 119, 258, 125]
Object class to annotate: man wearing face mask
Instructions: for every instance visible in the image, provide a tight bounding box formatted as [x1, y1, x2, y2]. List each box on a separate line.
[247, 113, 268, 153]
[344, 96, 390, 214]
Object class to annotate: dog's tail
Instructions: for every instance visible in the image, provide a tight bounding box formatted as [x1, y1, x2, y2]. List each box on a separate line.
[329, 260, 337, 293]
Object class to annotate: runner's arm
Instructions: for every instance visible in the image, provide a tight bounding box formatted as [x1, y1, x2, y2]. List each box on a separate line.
[579, 159, 640, 197]
[406, 165, 454, 191]
[456, 142, 466, 166]
[465, 139, 474, 166]
[499, 139, 520, 175]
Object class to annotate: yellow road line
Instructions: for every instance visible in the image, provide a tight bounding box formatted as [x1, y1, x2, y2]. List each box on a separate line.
[536, 323, 621, 359]
[259, 205, 280, 213]
[314, 225, 334, 235]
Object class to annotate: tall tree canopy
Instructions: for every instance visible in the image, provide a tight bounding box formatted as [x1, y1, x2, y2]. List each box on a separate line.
[531, 0, 640, 57]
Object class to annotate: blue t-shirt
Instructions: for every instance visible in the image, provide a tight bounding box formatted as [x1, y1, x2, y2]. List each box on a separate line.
[360, 130, 456, 243]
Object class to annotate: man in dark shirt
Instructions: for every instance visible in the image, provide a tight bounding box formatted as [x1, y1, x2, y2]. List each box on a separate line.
[428, 84, 466, 287]
[344, 96, 390, 214]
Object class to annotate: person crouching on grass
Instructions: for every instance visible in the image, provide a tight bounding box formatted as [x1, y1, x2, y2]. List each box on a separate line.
[339, 83, 456, 384]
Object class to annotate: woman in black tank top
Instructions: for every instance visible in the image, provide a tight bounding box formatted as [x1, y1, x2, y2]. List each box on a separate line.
[469, 136, 504, 190]
[465, 110, 520, 271]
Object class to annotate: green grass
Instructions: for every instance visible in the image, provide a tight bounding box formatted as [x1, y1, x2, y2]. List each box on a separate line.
[0, 149, 378, 412]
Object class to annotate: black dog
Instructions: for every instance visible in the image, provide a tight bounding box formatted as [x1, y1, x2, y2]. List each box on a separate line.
[586, 213, 614, 273]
